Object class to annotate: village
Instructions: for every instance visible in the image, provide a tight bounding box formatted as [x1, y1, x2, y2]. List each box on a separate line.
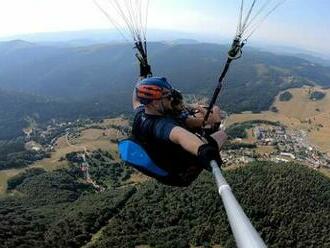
[22, 116, 330, 173]
[23, 119, 100, 153]
[222, 124, 330, 170]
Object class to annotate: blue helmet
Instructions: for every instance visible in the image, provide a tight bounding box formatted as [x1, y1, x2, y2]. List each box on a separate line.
[139, 77, 173, 90]
[136, 77, 173, 104]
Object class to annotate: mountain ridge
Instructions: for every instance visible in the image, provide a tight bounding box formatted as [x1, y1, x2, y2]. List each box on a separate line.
[1, 41, 330, 140]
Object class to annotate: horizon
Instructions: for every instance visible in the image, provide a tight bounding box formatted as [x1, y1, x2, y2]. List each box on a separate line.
[1, 28, 330, 60]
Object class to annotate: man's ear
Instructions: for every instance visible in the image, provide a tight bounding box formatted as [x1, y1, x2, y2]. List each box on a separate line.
[150, 100, 160, 108]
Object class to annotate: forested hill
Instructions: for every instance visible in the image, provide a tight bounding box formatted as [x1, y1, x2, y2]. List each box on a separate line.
[1, 40, 330, 101]
[0, 88, 129, 140]
[1, 40, 330, 140]
[1, 161, 329, 247]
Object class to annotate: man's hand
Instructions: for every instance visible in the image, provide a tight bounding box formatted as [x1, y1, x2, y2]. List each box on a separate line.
[169, 126, 223, 170]
[184, 105, 222, 131]
[197, 144, 222, 169]
[210, 130, 228, 149]
[140, 63, 152, 78]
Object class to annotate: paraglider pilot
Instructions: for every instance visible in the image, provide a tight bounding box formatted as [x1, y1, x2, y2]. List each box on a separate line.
[127, 68, 226, 186]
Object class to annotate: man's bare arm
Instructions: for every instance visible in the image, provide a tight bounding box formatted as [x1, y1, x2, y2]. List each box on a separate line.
[185, 115, 204, 129]
[169, 126, 204, 155]
[184, 105, 222, 129]
[169, 126, 223, 170]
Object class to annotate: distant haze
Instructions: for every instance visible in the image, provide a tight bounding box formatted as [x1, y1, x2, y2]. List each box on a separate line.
[0, 0, 329, 55]
[1, 29, 330, 62]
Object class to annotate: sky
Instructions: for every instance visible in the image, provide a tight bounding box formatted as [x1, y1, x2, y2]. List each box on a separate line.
[0, 0, 329, 54]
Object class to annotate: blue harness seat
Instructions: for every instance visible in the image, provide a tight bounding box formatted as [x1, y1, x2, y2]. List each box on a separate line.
[118, 139, 169, 178]
[118, 139, 203, 187]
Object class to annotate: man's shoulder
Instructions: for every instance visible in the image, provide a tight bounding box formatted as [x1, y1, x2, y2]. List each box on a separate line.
[133, 112, 179, 142]
[134, 105, 145, 114]
[152, 116, 179, 141]
[134, 106, 177, 125]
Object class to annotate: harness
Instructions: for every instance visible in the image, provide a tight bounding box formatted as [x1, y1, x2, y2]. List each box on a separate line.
[118, 108, 202, 187]
[118, 138, 169, 178]
[118, 108, 173, 182]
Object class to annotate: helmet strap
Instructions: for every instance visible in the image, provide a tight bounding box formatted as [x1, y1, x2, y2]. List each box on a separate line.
[159, 98, 167, 115]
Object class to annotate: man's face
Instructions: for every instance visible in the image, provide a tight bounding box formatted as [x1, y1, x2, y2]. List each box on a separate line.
[159, 89, 185, 115]
[150, 89, 173, 114]
[160, 96, 173, 112]
[146, 89, 180, 115]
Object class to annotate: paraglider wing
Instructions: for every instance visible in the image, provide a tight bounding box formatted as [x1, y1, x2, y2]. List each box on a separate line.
[93, 0, 152, 77]
[236, 0, 287, 40]
[203, 0, 286, 129]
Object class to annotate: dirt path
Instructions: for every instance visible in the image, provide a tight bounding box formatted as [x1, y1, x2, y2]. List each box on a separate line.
[0, 119, 128, 195]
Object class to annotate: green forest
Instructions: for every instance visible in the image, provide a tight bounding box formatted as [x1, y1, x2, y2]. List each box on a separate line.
[1, 158, 329, 248]
[1, 41, 330, 246]
[0, 89, 130, 141]
[0, 137, 48, 170]
[1, 42, 330, 141]
[1, 3, 330, 248]
[310, 91, 326, 101]
[279, 91, 293, 101]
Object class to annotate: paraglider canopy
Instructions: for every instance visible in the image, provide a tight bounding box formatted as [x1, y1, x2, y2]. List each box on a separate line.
[236, 0, 287, 41]
[202, 0, 286, 128]
[225, 0, 287, 60]
[93, 0, 151, 76]
[93, 0, 149, 42]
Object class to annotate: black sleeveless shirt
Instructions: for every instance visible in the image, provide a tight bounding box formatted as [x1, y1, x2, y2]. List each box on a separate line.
[132, 106, 202, 186]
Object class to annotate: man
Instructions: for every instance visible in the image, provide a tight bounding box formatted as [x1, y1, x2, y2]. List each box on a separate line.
[131, 76, 224, 187]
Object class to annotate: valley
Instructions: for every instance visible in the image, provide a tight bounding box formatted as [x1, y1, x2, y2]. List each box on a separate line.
[0, 40, 330, 247]
[2, 86, 330, 194]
